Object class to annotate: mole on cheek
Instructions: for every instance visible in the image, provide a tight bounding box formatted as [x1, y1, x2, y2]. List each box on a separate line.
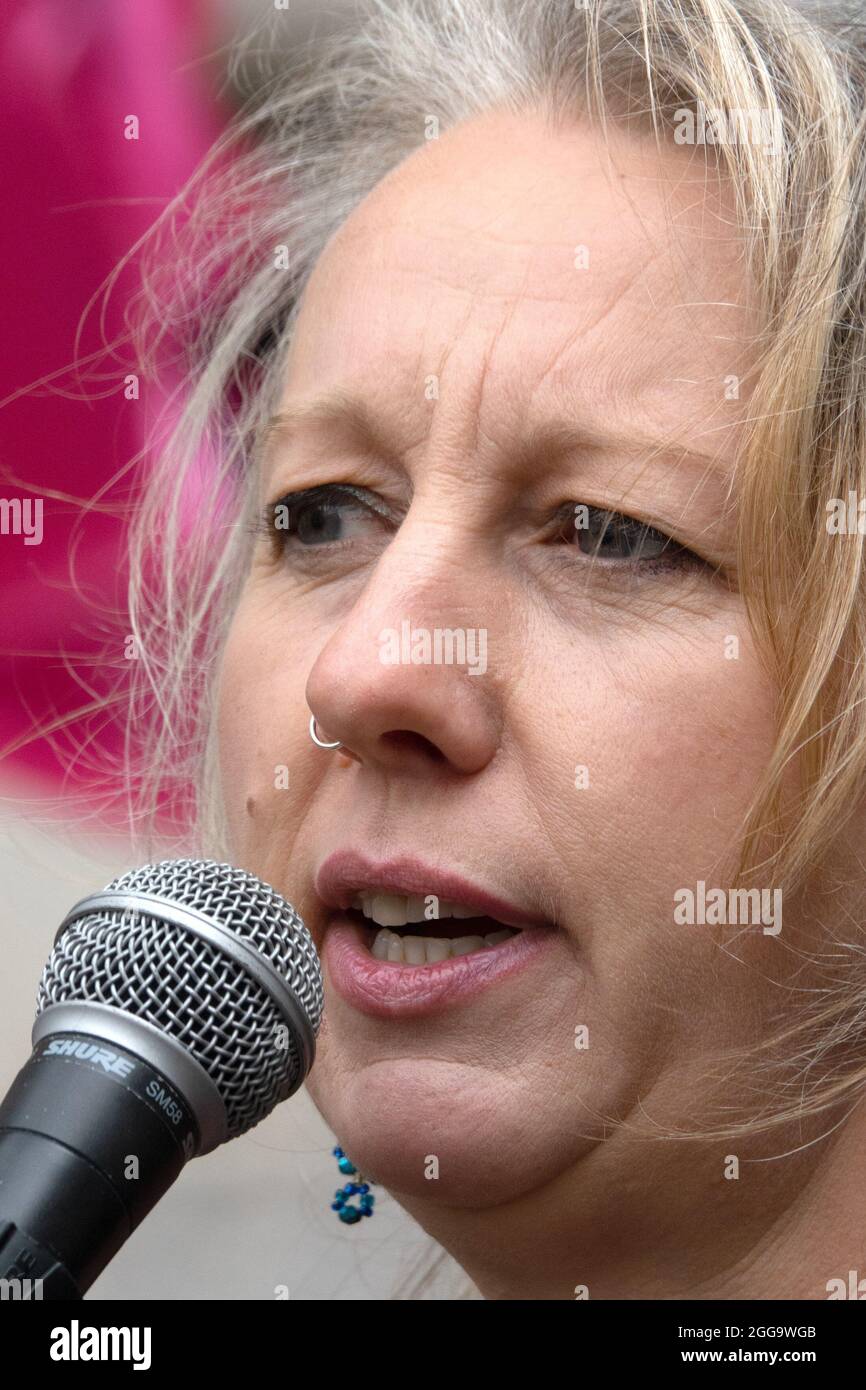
[245, 795, 256, 817]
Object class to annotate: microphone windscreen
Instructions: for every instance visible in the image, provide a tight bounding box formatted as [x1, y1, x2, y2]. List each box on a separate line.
[35, 859, 323, 1140]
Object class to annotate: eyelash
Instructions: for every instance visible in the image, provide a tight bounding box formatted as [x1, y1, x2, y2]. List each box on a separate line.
[256, 483, 393, 553]
[257, 483, 705, 577]
[549, 502, 703, 575]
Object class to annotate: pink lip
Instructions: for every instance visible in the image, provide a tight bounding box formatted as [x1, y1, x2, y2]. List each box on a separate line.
[315, 849, 549, 931]
[324, 912, 557, 1019]
[315, 849, 556, 1019]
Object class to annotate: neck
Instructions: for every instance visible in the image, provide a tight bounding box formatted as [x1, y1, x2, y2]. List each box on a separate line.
[391, 1101, 866, 1300]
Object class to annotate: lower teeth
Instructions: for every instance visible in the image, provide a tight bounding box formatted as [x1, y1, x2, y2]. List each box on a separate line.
[371, 926, 517, 965]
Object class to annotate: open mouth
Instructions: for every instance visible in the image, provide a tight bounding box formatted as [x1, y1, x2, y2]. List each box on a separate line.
[320, 870, 558, 1015]
[346, 892, 521, 966]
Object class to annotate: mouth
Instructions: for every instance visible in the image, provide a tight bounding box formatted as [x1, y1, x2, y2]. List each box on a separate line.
[348, 891, 522, 965]
[315, 851, 558, 1017]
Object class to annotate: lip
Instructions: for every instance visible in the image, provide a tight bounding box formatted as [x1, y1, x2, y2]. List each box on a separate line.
[315, 849, 550, 931]
[324, 912, 557, 1019]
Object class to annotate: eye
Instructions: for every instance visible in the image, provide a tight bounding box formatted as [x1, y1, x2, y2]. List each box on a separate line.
[261, 483, 394, 551]
[561, 504, 698, 571]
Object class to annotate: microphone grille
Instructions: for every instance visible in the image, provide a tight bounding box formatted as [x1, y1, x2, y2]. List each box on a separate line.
[36, 859, 324, 1140]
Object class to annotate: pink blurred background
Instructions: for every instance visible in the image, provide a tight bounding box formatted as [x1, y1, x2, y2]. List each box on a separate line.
[0, 0, 234, 821]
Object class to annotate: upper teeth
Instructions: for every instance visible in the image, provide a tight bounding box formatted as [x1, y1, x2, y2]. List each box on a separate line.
[350, 891, 491, 929]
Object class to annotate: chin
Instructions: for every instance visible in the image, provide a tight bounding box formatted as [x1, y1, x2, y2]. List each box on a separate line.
[306, 1046, 575, 1207]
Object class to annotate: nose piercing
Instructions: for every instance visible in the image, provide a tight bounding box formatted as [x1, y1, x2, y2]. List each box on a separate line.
[309, 713, 343, 750]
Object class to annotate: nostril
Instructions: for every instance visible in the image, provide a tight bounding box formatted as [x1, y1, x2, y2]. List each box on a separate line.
[380, 730, 446, 762]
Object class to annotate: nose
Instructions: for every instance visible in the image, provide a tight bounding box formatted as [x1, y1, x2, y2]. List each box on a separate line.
[305, 530, 500, 777]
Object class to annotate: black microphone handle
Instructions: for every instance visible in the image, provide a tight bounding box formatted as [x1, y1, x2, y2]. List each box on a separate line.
[0, 1030, 202, 1298]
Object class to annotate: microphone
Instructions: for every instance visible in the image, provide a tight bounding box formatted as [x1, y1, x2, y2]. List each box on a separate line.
[0, 858, 323, 1299]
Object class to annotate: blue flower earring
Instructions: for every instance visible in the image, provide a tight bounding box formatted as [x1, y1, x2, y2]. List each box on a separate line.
[331, 1146, 376, 1224]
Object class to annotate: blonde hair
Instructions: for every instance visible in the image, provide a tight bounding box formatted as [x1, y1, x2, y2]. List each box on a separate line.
[57, 0, 866, 1139]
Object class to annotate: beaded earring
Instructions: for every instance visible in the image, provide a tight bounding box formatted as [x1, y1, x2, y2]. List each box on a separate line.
[331, 1146, 376, 1224]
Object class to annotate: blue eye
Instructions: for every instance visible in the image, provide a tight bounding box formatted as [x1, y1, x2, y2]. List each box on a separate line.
[574, 507, 676, 561]
[560, 504, 701, 574]
[264, 484, 388, 549]
[287, 495, 345, 545]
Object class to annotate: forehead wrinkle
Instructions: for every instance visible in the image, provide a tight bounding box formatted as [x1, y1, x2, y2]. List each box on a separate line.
[434, 257, 541, 467]
[256, 386, 415, 477]
[417, 257, 659, 485]
[266, 121, 752, 498]
[396, 268, 524, 476]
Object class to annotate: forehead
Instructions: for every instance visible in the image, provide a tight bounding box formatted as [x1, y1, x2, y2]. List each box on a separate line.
[281, 107, 753, 460]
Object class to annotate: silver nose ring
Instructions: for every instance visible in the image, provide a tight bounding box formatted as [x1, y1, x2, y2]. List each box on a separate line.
[309, 713, 343, 750]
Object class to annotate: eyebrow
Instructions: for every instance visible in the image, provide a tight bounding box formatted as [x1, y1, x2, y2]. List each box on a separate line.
[256, 389, 395, 470]
[257, 389, 735, 484]
[520, 418, 735, 484]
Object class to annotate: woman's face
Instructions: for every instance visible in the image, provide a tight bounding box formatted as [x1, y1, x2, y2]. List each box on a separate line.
[218, 108, 780, 1208]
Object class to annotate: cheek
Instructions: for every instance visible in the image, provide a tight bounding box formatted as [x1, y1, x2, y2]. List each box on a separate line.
[215, 593, 317, 857]
[625, 645, 776, 847]
[568, 615, 775, 850]
[528, 621, 778, 996]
